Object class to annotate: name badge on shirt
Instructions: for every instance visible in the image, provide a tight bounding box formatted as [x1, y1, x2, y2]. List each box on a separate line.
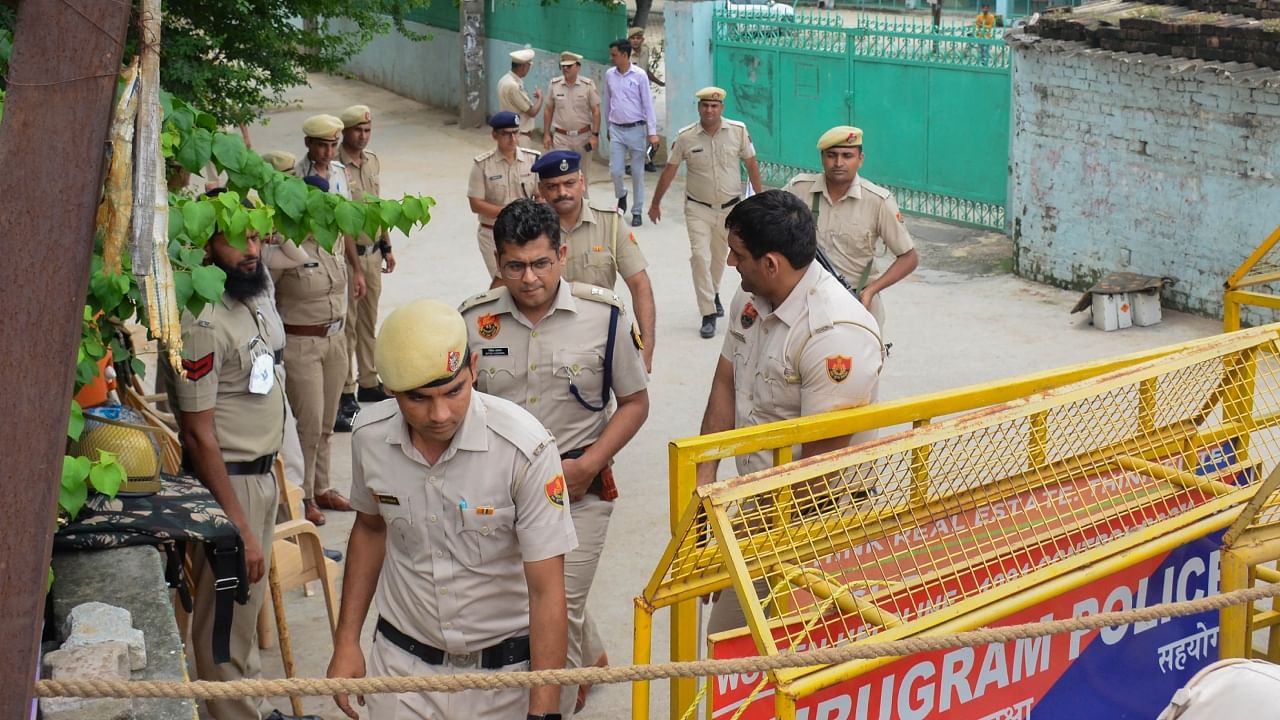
[248, 353, 275, 394]
[690, 148, 705, 153]
[373, 493, 401, 506]
[482, 347, 510, 357]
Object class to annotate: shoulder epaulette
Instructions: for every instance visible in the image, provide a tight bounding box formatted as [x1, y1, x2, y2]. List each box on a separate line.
[785, 172, 822, 189]
[676, 121, 699, 135]
[474, 149, 496, 163]
[859, 177, 891, 200]
[351, 399, 399, 435]
[551, 76, 566, 85]
[459, 287, 507, 314]
[570, 282, 625, 311]
[586, 200, 622, 216]
[723, 118, 747, 129]
[519, 147, 542, 159]
[481, 394, 557, 460]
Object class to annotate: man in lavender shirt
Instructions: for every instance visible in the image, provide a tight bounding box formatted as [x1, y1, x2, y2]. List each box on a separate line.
[604, 37, 659, 228]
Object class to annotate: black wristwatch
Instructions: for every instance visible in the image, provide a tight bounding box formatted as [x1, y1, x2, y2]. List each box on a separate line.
[527, 715, 563, 720]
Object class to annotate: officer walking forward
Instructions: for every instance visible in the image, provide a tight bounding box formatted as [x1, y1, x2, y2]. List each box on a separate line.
[694, 190, 884, 634]
[460, 199, 650, 716]
[469, 111, 541, 284]
[784, 126, 917, 331]
[165, 210, 316, 720]
[533, 150, 656, 372]
[542, 51, 600, 186]
[327, 299, 576, 720]
[650, 86, 763, 339]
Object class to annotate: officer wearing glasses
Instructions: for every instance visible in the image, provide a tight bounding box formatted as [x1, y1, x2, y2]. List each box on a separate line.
[460, 198, 650, 717]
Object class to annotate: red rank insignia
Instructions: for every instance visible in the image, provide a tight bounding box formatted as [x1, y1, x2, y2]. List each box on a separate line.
[477, 313, 501, 340]
[544, 474, 566, 508]
[181, 352, 214, 381]
[826, 355, 852, 383]
[740, 302, 758, 329]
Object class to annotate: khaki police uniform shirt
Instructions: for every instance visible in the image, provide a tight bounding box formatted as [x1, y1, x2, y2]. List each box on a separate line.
[498, 71, 536, 134]
[168, 290, 287, 461]
[467, 148, 540, 226]
[548, 76, 600, 133]
[784, 173, 914, 283]
[293, 157, 353, 200]
[561, 203, 648, 289]
[340, 146, 381, 245]
[460, 281, 649, 453]
[348, 392, 578, 653]
[721, 262, 882, 475]
[271, 239, 348, 326]
[668, 119, 756, 206]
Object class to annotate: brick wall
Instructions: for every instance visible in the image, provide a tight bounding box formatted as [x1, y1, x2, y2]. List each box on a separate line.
[1008, 35, 1280, 319]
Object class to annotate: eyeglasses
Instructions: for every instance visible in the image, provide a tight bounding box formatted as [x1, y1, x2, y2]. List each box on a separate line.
[500, 257, 557, 279]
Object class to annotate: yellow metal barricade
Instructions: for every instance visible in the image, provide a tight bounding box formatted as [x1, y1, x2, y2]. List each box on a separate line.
[1223, 226, 1280, 332]
[641, 325, 1280, 720]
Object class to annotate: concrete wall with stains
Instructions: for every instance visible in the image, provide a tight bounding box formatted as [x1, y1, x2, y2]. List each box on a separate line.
[1008, 38, 1280, 318]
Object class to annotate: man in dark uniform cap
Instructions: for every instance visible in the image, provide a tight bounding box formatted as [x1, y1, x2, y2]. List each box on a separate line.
[469, 111, 541, 284]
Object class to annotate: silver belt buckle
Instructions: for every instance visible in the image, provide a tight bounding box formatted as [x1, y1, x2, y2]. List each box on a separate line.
[567, 128, 580, 137]
[446, 652, 476, 668]
[325, 320, 343, 337]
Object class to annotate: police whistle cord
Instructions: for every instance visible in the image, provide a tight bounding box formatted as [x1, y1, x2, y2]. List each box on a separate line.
[36, 580, 1280, 700]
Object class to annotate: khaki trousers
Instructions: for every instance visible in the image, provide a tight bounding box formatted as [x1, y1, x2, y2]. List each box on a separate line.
[477, 225, 499, 281]
[559, 493, 614, 717]
[551, 131, 593, 187]
[192, 471, 278, 720]
[283, 332, 347, 499]
[684, 200, 731, 317]
[367, 633, 530, 719]
[343, 250, 384, 394]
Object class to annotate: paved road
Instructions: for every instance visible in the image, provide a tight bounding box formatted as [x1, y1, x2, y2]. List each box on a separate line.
[234, 73, 1220, 719]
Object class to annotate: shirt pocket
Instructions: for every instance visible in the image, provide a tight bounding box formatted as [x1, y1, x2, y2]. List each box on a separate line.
[378, 495, 417, 554]
[283, 262, 329, 300]
[685, 147, 712, 174]
[457, 505, 517, 566]
[475, 352, 520, 397]
[758, 344, 799, 418]
[553, 348, 605, 405]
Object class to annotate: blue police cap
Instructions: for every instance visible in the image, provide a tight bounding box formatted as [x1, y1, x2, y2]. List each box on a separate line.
[531, 150, 581, 179]
[302, 174, 330, 192]
[488, 111, 520, 130]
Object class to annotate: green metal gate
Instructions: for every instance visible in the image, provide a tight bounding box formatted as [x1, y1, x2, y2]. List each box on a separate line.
[712, 6, 1010, 229]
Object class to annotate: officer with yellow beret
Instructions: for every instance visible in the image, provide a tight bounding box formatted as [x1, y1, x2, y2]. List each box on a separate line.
[468, 111, 541, 284]
[326, 299, 575, 720]
[543, 51, 601, 186]
[337, 104, 397, 424]
[784, 126, 918, 331]
[295, 114, 352, 199]
[499, 48, 544, 149]
[650, 86, 763, 339]
[259, 150, 297, 175]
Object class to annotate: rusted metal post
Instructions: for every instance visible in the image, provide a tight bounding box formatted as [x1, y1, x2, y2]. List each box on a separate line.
[0, 0, 131, 714]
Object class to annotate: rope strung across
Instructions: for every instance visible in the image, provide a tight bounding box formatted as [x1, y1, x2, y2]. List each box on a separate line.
[38, 581, 1280, 700]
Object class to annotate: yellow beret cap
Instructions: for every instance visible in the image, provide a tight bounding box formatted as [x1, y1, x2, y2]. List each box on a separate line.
[340, 104, 372, 128]
[301, 114, 343, 140]
[628, 26, 645, 38]
[376, 299, 470, 392]
[559, 51, 583, 65]
[695, 86, 726, 102]
[510, 48, 535, 64]
[259, 150, 296, 174]
[817, 126, 863, 151]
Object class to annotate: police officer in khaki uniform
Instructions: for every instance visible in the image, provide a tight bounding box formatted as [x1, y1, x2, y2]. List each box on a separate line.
[542, 51, 600, 185]
[468, 111, 541, 284]
[460, 199, 650, 717]
[338, 104, 395, 414]
[166, 213, 316, 720]
[498, 48, 544, 150]
[295, 114, 353, 200]
[275, 150, 363, 526]
[695, 191, 883, 635]
[784, 126, 918, 331]
[533, 150, 657, 372]
[259, 150, 296, 175]
[326, 299, 575, 720]
[650, 86, 764, 339]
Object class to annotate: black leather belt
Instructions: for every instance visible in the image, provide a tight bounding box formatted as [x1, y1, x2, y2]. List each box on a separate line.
[687, 195, 741, 210]
[355, 241, 391, 256]
[184, 453, 275, 477]
[612, 120, 645, 128]
[377, 618, 530, 669]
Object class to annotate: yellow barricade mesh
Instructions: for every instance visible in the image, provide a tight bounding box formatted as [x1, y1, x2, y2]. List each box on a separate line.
[1229, 226, 1280, 290]
[643, 326, 1280, 678]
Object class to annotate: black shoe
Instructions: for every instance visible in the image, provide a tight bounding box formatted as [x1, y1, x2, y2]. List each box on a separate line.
[617, 195, 627, 214]
[645, 161, 658, 173]
[625, 166, 632, 176]
[699, 315, 717, 339]
[356, 383, 391, 403]
[714, 294, 724, 317]
[339, 392, 358, 414]
[323, 547, 344, 563]
[333, 411, 355, 433]
[631, 213, 642, 227]
[264, 710, 322, 720]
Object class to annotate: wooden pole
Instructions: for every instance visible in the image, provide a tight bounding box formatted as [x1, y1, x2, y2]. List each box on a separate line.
[0, 0, 131, 715]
